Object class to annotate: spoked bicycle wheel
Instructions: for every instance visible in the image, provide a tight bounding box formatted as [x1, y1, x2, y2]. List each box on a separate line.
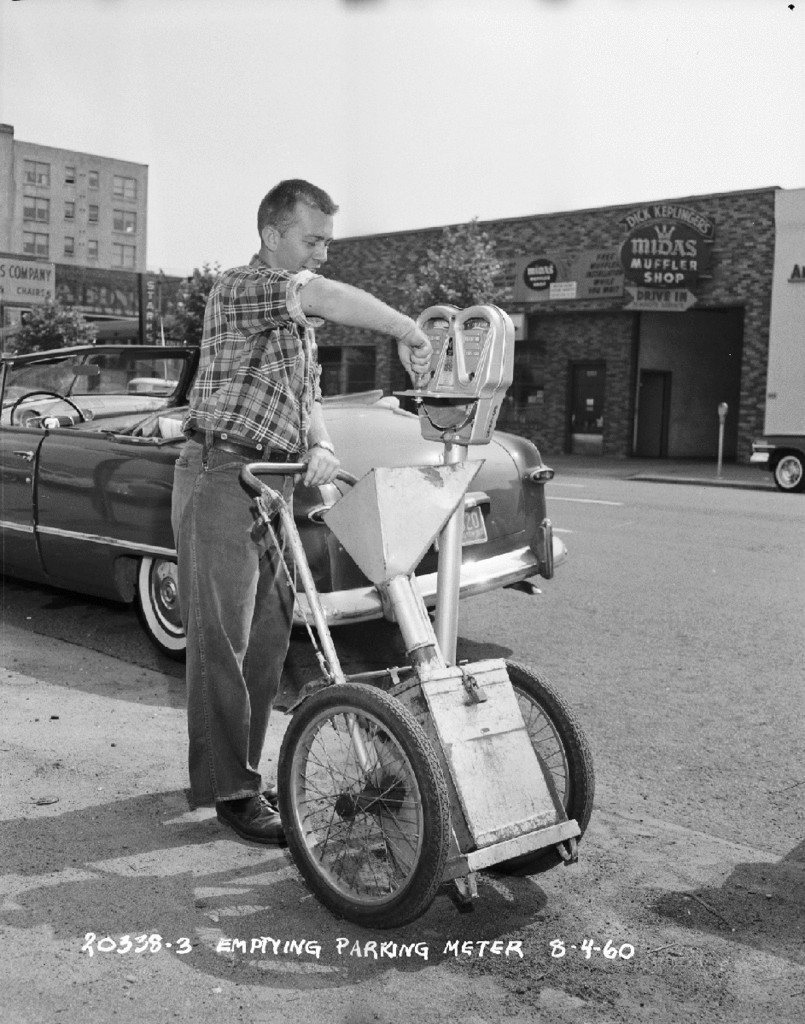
[493, 661, 595, 874]
[277, 683, 451, 928]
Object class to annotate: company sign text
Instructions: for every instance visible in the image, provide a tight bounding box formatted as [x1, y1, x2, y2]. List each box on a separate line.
[0, 258, 55, 305]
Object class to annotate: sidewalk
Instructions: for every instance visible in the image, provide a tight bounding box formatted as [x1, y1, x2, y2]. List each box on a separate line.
[539, 453, 774, 491]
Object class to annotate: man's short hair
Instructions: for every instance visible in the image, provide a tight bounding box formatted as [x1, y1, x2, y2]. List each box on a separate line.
[257, 179, 339, 236]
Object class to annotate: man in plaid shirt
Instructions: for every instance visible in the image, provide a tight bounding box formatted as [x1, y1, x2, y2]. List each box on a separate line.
[171, 180, 432, 844]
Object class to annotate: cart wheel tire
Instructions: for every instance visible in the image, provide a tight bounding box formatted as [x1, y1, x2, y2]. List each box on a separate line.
[278, 683, 451, 928]
[773, 453, 805, 492]
[493, 661, 595, 875]
[136, 556, 186, 660]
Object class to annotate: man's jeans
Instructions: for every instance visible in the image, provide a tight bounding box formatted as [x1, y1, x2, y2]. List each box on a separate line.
[171, 440, 295, 806]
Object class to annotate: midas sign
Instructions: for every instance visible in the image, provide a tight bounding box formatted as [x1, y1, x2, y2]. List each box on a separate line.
[619, 221, 711, 288]
[0, 258, 55, 305]
[618, 204, 714, 289]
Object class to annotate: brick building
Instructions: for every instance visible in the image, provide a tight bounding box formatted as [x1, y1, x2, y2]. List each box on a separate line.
[318, 186, 782, 463]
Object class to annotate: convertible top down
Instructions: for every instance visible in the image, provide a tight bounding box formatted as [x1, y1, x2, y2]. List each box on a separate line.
[0, 344, 564, 656]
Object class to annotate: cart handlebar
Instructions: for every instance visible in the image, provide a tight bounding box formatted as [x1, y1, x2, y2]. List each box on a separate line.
[239, 461, 359, 496]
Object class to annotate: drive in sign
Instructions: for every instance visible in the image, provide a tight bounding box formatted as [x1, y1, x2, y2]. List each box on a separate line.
[0, 258, 55, 305]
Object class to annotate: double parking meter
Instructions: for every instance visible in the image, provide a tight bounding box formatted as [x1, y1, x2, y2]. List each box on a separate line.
[397, 304, 515, 445]
[395, 304, 516, 663]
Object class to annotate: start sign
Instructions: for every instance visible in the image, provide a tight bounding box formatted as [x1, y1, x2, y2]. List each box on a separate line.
[0, 257, 55, 306]
[618, 204, 714, 289]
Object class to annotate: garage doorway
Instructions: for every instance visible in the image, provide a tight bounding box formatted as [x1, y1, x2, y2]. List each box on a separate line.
[635, 370, 671, 457]
[636, 309, 743, 458]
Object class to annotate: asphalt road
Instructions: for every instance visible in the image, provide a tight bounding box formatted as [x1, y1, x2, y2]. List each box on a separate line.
[465, 476, 804, 855]
[3, 475, 800, 855]
[1, 476, 803, 1023]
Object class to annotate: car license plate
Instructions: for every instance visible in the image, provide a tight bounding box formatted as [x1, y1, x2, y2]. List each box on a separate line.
[434, 505, 488, 550]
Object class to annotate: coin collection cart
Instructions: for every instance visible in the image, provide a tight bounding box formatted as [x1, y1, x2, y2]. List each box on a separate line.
[240, 305, 594, 927]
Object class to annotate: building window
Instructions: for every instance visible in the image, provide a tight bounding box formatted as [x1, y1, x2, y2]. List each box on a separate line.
[23, 232, 49, 258]
[23, 196, 50, 223]
[498, 332, 545, 431]
[64, 237, 75, 257]
[88, 204, 99, 223]
[318, 346, 377, 395]
[65, 165, 76, 184]
[23, 160, 50, 186]
[65, 201, 75, 221]
[111, 243, 136, 268]
[88, 170, 99, 189]
[113, 208, 137, 234]
[87, 239, 98, 259]
[113, 175, 137, 201]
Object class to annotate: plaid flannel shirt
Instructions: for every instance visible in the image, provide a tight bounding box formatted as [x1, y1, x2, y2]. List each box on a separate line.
[184, 256, 323, 452]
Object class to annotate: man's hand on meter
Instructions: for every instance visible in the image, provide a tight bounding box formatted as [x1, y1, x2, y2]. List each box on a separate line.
[303, 442, 340, 488]
[398, 324, 433, 382]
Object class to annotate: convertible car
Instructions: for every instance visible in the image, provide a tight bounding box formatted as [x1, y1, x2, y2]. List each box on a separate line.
[0, 344, 565, 658]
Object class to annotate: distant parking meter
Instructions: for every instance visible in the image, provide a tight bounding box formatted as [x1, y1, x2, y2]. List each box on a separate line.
[398, 304, 515, 445]
[717, 402, 728, 476]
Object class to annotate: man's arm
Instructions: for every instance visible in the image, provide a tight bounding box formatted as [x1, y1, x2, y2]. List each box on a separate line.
[303, 401, 339, 488]
[299, 278, 432, 377]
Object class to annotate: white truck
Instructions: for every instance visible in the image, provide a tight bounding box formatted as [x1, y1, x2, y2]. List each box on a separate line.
[750, 188, 805, 492]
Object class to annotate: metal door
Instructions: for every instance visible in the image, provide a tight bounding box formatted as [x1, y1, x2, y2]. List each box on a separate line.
[635, 370, 671, 458]
[0, 425, 46, 577]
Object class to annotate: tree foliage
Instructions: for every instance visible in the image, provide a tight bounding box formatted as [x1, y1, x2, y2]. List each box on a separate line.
[166, 262, 220, 346]
[10, 300, 98, 355]
[403, 219, 507, 314]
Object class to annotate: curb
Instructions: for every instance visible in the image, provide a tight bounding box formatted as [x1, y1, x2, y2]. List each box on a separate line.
[629, 473, 775, 491]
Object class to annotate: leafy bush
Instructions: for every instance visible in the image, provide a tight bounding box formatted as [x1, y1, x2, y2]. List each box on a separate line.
[10, 301, 98, 355]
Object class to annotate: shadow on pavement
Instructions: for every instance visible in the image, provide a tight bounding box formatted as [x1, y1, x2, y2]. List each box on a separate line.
[651, 838, 805, 965]
[1, 788, 549, 989]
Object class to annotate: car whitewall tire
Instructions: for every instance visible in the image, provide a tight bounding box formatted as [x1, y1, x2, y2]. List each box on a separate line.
[136, 556, 186, 659]
[773, 453, 805, 493]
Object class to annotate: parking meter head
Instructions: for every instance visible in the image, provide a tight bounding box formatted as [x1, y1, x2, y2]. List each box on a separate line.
[397, 305, 515, 445]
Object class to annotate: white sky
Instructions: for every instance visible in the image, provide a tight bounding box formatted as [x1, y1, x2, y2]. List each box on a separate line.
[1, 0, 803, 276]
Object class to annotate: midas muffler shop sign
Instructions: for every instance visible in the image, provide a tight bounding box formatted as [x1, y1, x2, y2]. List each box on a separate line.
[619, 204, 714, 288]
[0, 257, 55, 305]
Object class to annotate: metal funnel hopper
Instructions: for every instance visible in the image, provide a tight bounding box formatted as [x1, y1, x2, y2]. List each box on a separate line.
[322, 462, 483, 585]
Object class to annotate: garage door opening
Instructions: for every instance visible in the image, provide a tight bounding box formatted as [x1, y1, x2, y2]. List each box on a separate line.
[635, 309, 743, 459]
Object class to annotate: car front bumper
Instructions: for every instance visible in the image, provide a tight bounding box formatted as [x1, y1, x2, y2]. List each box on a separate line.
[292, 535, 568, 627]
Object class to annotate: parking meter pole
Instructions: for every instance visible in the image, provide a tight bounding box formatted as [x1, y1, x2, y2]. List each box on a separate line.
[717, 402, 728, 478]
[434, 438, 466, 666]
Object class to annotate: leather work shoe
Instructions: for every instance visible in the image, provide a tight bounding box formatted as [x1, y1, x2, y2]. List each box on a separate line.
[215, 795, 286, 846]
[262, 782, 278, 809]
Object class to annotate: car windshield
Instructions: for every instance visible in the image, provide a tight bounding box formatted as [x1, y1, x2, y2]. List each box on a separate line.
[2, 351, 186, 408]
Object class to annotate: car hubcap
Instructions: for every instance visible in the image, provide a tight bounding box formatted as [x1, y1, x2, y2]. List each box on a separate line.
[778, 457, 803, 489]
[153, 561, 181, 627]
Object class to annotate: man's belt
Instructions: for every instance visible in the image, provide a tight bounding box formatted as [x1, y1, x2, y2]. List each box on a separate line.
[186, 429, 299, 463]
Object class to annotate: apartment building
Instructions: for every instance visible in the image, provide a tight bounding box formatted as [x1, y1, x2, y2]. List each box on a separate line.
[0, 123, 147, 273]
